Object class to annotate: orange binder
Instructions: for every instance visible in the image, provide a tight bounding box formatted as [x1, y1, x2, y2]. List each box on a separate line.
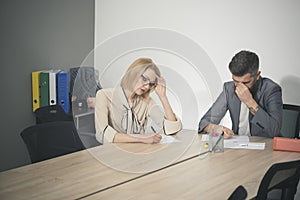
[273, 137, 300, 152]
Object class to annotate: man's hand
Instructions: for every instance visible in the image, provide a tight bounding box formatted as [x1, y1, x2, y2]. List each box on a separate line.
[235, 83, 253, 104]
[220, 126, 235, 139]
[204, 124, 235, 139]
[235, 83, 259, 115]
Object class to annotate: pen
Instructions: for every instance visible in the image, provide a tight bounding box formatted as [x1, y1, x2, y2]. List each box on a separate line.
[151, 126, 156, 133]
[211, 132, 224, 152]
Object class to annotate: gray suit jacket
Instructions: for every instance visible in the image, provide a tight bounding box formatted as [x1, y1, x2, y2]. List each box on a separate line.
[198, 77, 283, 138]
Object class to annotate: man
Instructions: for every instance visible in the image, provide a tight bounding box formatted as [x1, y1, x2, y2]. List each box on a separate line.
[198, 50, 282, 138]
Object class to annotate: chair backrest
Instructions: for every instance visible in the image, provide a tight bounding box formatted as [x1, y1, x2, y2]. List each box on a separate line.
[70, 66, 101, 108]
[34, 105, 72, 124]
[20, 121, 85, 163]
[255, 159, 300, 200]
[281, 104, 300, 138]
[228, 185, 247, 200]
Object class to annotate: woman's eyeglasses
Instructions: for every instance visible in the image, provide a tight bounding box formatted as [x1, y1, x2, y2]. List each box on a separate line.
[141, 74, 157, 88]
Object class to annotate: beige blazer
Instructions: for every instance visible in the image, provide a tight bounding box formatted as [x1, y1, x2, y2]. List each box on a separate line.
[95, 87, 182, 143]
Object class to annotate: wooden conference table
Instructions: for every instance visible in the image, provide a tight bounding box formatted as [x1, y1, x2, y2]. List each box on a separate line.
[0, 130, 299, 200]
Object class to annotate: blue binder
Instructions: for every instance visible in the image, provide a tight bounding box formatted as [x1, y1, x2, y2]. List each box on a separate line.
[56, 71, 70, 113]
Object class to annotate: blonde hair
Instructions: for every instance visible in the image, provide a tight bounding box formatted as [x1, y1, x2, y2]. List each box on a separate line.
[121, 58, 161, 99]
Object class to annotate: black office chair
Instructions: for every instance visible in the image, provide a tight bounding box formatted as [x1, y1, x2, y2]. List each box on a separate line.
[230, 160, 300, 200]
[281, 104, 300, 138]
[34, 105, 72, 124]
[20, 121, 85, 163]
[255, 159, 300, 200]
[228, 185, 247, 200]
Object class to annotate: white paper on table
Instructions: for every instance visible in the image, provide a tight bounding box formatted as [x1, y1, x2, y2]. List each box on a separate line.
[224, 136, 265, 150]
[227, 135, 250, 142]
[234, 142, 265, 150]
[159, 134, 180, 144]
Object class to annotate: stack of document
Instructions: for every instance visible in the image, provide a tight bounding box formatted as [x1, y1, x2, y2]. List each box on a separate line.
[224, 136, 265, 150]
[31, 70, 70, 113]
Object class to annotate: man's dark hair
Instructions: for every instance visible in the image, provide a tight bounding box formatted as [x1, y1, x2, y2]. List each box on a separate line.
[229, 50, 259, 77]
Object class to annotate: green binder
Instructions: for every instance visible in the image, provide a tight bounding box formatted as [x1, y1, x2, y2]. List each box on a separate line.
[39, 71, 49, 107]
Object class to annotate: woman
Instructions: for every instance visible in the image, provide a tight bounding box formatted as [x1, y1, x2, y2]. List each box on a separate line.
[95, 58, 182, 144]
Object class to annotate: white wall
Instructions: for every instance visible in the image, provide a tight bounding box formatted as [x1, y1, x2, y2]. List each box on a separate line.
[94, 0, 300, 129]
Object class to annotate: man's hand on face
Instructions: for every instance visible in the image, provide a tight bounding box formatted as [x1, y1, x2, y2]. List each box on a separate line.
[235, 82, 253, 105]
[235, 82, 259, 115]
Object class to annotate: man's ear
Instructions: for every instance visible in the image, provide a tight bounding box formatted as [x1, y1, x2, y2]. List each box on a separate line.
[256, 71, 261, 80]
